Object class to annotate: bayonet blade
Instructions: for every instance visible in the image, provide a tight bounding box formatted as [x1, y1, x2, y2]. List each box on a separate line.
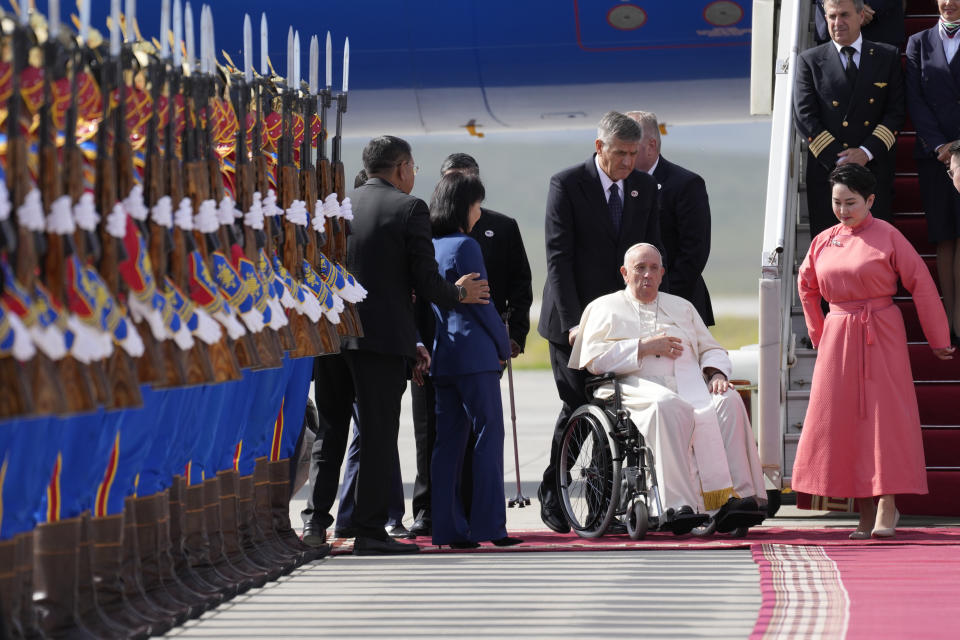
[309, 35, 318, 95]
[49, 0, 61, 40]
[124, 0, 136, 43]
[207, 6, 216, 73]
[294, 31, 301, 90]
[286, 26, 293, 89]
[199, 5, 207, 75]
[80, 0, 91, 44]
[160, 0, 170, 59]
[110, 0, 122, 56]
[173, 0, 182, 67]
[18, 0, 28, 26]
[244, 15, 253, 83]
[342, 37, 349, 93]
[325, 31, 332, 89]
[260, 13, 268, 77]
[184, 1, 194, 73]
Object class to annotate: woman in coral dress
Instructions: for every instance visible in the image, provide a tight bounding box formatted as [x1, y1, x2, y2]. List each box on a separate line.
[795, 164, 954, 539]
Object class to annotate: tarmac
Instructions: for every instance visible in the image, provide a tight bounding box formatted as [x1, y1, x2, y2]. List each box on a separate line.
[166, 369, 958, 639]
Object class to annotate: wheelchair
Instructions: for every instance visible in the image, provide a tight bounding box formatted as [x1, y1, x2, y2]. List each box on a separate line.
[556, 373, 710, 539]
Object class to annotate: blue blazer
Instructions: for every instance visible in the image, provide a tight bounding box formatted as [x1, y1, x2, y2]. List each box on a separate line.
[430, 234, 511, 377]
[906, 25, 960, 158]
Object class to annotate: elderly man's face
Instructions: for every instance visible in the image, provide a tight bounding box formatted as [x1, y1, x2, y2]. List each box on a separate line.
[595, 137, 640, 182]
[620, 246, 664, 303]
[824, 0, 863, 47]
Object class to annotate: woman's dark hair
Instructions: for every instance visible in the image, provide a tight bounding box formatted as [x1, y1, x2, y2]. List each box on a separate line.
[429, 173, 485, 237]
[828, 163, 876, 200]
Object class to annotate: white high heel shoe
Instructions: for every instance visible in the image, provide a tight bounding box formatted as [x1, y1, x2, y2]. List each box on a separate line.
[871, 509, 900, 538]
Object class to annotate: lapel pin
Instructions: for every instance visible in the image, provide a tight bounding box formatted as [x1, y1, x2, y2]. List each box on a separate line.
[630, 190, 638, 197]
[484, 230, 494, 237]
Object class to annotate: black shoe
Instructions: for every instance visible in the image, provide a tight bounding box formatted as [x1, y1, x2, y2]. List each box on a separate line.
[538, 486, 570, 534]
[353, 535, 420, 556]
[449, 541, 481, 550]
[385, 524, 415, 539]
[491, 536, 523, 547]
[333, 527, 358, 539]
[408, 518, 432, 537]
[669, 505, 710, 536]
[715, 497, 766, 534]
[301, 521, 327, 547]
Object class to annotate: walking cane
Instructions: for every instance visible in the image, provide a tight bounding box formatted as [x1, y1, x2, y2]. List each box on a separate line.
[504, 313, 530, 507]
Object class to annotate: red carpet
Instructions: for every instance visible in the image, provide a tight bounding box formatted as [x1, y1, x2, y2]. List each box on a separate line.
[751, 544, 960, 639]
[327, 527, 960, 555]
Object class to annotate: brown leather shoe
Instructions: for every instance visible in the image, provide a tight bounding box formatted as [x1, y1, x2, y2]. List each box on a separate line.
[217, 471, 281, 582]
[169, 477, 234, 602]
[253, 458, 308, 567]
[268, 459, 328, 562]
[183, 482, 250, 596]
[0, 537, 24, 639]
[237, 473, 297, 575]
[201, 478, 266, 591]
[33, 517, 103, 638]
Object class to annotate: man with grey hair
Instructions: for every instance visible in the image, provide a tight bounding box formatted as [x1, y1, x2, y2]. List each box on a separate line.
[537, 111, 663, 533]
[569, 243, 766, 532]
[627, 110, 714, 325]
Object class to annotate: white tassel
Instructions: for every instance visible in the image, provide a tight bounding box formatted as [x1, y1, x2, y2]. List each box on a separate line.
[171, 323, 195, 350]
[123, 184, 149, 221]
[128, 294, 167, 341]
[6, 309, 36, 362]
[47, 196, 76, 235]
[67, 315, 104, 364]
[0, 180, 10, 222]
[29, 324, 68, 360]
[73, 193, 100, 231]
[194, 199, 220, 234]
[245, 192, 265, 230]
[285, 200, 308, 227]
[239, 308, 265, 333]
[214, 310, 247, 340]
[17, 188, 46, 232]
[295, 288, 323, 323]
[175, 198, 195, 230]
[151, 195, 173, 228]
[106, 203, 128, 239]
[266, 295, 289, 330]
[115, 319, 142, 357]
[191, 307, 222, 345]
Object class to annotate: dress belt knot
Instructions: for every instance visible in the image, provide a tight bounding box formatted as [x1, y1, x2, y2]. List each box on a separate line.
[827, 296, 893, 417]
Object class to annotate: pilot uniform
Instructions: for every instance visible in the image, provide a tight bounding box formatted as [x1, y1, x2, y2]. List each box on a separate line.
[793, 36, 905, 238]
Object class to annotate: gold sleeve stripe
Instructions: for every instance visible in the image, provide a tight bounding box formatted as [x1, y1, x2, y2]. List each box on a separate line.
[809, 131, 835, 157]
[872, 125, 896, 150]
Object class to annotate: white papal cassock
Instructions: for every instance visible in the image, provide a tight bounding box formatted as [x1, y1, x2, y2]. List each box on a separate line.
[569, 290, 765, 514]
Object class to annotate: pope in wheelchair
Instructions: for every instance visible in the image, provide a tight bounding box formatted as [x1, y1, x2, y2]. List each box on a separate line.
[561, 243, 767, 538]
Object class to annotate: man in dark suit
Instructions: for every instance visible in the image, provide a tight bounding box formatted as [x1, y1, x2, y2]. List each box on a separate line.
[537, 111, 663, 532]
[627, 110, 714, 326]
[300, 136, 489, 555]
[795, 0, 905, 239]
[407, 153, 533, 537]
[814, 0, 904, 48]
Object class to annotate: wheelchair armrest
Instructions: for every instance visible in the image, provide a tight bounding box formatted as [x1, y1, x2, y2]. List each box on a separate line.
[584, 372, 617, 397]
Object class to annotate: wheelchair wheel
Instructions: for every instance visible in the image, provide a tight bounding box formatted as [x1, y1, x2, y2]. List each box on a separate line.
[626, 501, 648, 540]
[558, 405, 621, 538]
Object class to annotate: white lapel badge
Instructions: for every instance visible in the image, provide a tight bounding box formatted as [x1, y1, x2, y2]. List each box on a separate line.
[484, 230, 494, 237]
[630, 190, 638, 197]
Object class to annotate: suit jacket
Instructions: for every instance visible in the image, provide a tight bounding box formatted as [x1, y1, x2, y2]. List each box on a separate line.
[793, 39, 904, 172]
[906, 25, 960, 158]
[652, 156, 714, 326]
[814, 1, 904, 48]
[537, 155, 663, 345]
[468, 208, 533, 350]
[343, 177, 459, 359]
[430, 234, 511, 377]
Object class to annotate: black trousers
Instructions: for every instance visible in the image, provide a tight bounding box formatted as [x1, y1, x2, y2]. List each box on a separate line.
[539, 339, 588, 511]
[302, 349, 407, 537]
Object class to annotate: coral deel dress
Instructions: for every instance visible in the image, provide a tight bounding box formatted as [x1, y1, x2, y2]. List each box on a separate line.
[795, 214, 950, 498]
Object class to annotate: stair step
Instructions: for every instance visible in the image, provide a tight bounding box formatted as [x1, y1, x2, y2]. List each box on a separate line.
[893, 174, 921, 214]
[895, 133, 916, 174]
[899, 471, 960, 516]
[922, 427, 960, 467]
[894, 214, 936, 255]
[910, 343, 960, 381]
[917, 383, 960, 425]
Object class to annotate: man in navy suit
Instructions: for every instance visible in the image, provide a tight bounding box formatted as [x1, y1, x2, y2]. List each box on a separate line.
[794, 0, 905, 238]
[537, 111, 663, 532]
[627, 110, 714, 326]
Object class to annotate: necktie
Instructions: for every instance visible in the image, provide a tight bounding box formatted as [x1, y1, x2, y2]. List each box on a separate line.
[841, 46, 858, 85]
[943, 19, 960, 38]
[608, 183, 623, 234]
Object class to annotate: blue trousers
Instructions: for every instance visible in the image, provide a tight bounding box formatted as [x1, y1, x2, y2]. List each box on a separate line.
[336, 411, 405, 530]
[0, 416, 58, 538]
[431, 372, 506, 545]
[273, 357, 313, 461]
[235, 366, 288, 474]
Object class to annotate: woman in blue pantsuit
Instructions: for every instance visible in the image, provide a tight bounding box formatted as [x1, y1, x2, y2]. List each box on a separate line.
[428, 172, 521, 548]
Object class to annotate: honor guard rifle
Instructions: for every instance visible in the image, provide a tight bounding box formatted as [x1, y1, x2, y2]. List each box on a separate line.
[39, 0, 100, 412]
[4, 5, 69, 415]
